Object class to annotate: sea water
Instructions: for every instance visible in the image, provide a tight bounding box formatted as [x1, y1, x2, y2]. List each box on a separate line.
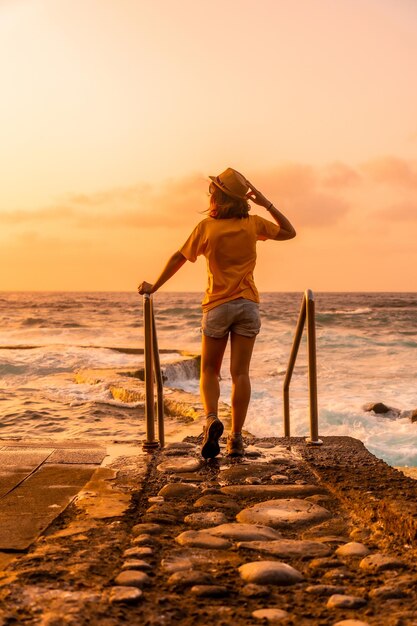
[0, 291, 416, 467]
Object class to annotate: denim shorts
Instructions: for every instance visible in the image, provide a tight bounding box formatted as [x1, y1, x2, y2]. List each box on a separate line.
[202, 298, 261, 338]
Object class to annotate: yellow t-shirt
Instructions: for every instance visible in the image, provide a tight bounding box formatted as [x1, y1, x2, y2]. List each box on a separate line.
[179, 214, 280, 311]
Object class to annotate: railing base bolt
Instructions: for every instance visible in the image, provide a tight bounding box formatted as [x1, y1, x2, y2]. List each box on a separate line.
[142, 441, 160, 453]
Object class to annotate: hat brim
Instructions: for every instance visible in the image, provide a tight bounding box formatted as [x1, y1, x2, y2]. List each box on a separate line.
[209, 176, 248, 200]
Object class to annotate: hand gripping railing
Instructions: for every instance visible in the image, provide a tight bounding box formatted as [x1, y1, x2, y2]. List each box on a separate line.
[283, 289, 322, 445]
[142, 294, 164, 451]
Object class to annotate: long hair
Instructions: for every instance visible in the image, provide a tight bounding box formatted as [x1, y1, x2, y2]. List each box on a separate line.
[208, 185, 250, 219]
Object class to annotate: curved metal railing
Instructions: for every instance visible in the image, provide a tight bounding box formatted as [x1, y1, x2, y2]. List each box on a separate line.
[283, 289, 322, 445]
[142, 294, 164, 451]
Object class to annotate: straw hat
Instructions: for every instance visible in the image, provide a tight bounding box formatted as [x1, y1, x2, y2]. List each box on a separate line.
[209, 168, 250, 200]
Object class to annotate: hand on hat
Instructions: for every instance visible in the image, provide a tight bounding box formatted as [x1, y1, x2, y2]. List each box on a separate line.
[245, 182, 272, 209]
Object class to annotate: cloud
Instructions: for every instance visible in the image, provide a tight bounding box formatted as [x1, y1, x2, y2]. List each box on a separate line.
[17, 157, 417, 233]
[374, 201, 417, 222]
[253, 163, 351, 227]
[0, 206, 75, 223]
[1, 165, 353, 232]
[361, 156, 417, 188]
[320, 162, 361, 188]
[254, 163, 316, 198]
[1, 174, 208, 230]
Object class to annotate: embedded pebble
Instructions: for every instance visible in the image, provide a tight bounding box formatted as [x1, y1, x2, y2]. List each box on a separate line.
[302, 518, 348, 539]
[369, 585, 408, 599]
[158, 483, 200, 499]
[237, 539, 331, 559]
[147, 496, 164, 504]
[335, 542, 369, 557]
[175, 530, 231, 549]
[221, 484, 324, 498]
[190, 585, 229, 597]
[252, 608, 290, 622]
[109, 586, 143, 604]
[308, 558, 344, 571]
[193, 495, 239, 511]
[123, 546, 153, 558]
[236, 498, 331, 529]
[349, 527, 371, 542]
[333, 621, 370, 626]
[168, 570, 213, 589]
[184, 511, 228, 528]
[220, 464, 277, 483]
[132, 523, 162, 535]
[333, 622, 370, 626]
[207, 523, 281, 542]
[157, 458, 202, 473]
[323, 569, 354, 581]
[270, 475, 289, 483]
[146, 503, 183, 515]
[326, 594, 367, 609]
[132, 534, 157, 546]
[161, 557, 193, 573]
[305, 494, 332, 505]
[238, 561, 303, 585]
[244, 447, 263, 458]
[121, 560, 152, 571]
[305, 584, 346, 596]
[242, 583, 270, 598]
[359, 553, 406, 572]
[245, 477, 262, 484]
[114, 571, 150, 588]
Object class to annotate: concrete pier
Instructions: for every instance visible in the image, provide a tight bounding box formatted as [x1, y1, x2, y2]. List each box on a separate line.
[0, 433, 416, 625]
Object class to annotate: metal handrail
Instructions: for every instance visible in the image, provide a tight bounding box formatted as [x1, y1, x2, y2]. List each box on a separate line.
[142, 294, 165, 451]
[283, 289, 322, 445]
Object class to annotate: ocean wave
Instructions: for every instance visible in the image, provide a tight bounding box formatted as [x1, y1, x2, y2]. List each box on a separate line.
[163, 356, 200, 383]
[320, 308, 372, 316]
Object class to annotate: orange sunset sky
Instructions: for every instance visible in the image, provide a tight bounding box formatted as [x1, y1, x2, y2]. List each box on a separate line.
[1, 0, 416, 292]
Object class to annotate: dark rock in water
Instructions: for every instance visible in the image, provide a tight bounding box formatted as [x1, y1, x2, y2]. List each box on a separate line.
[362, 402, 400, 416]
[363, 402, 390, 414]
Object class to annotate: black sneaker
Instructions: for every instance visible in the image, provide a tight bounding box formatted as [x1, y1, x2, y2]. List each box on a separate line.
[201, 414, 224, 459]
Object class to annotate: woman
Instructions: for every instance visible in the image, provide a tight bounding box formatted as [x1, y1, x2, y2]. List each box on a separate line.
[138, 168, 296, 458]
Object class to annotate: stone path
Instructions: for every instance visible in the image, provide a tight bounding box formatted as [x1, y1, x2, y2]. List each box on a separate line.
[0, 437, 416, 625]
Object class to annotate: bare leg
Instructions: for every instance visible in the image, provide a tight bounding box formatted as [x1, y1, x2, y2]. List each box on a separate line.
[230, 332, 256, 434]
[200, 334, 228, 415]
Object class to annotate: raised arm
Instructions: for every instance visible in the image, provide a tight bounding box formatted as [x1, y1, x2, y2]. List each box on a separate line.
[138, 250, 187, 295]
[245, 183, 296, 240]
